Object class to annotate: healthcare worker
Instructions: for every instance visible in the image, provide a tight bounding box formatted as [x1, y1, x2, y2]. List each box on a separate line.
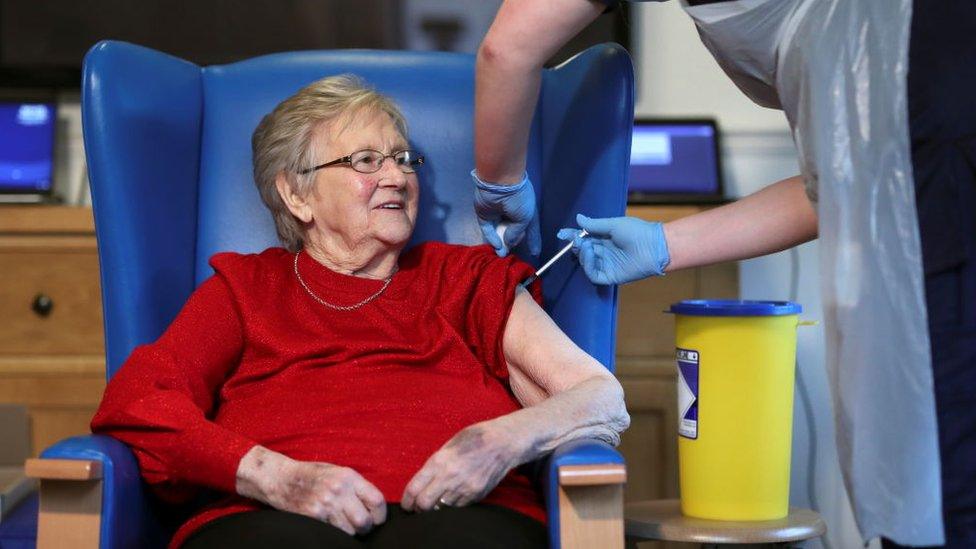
[472, 1, 976, 547]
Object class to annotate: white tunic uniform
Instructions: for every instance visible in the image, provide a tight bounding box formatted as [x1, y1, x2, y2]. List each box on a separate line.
[673, 0, 943, 544]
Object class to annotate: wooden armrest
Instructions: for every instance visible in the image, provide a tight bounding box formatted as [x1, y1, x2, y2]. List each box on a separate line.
[24, 458, 103, 549]
[557, 463, 627, 549]
[25, 458, 103, 481]
[558, 464, 626, 486]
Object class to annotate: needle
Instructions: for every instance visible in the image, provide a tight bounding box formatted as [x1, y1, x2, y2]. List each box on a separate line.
[520, 229, 588, 288]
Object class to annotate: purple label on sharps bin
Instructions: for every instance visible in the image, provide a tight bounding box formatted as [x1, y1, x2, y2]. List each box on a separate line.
[676, 348, 699, 439]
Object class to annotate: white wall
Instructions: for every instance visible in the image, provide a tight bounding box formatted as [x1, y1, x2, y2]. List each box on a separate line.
[52, 93, 88, 206]
[632, 3, 873, 548]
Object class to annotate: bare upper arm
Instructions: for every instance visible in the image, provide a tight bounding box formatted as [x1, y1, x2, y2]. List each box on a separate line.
[502, 287, 613, 407]
[481, 0, 606, 69]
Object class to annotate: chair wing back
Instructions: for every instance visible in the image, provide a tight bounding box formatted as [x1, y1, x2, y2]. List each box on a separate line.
[83, 41, 633, 379]
[538, 45, 633, 368]
[83, 42, 203, 379]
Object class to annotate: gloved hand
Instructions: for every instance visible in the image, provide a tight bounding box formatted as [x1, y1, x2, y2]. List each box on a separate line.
[472, 170, 541, 257]
[557, 213, 670, 285]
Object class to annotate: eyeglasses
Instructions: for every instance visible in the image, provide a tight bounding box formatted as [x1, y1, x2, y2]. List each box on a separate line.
[297, 149, 425, 175]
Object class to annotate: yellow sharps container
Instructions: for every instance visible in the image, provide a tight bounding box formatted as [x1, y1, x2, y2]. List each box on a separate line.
[669, 299, 803, 521]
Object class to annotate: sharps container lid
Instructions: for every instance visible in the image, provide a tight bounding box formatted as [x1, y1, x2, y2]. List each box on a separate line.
[669, 299, 802, 317]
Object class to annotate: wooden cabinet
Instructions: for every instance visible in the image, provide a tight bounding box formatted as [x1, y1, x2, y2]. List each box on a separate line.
[614, 206, 738, 520]
[0, 206, 106, 457]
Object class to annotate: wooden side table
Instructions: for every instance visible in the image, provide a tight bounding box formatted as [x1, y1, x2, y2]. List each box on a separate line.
[625, 499, 826, 548]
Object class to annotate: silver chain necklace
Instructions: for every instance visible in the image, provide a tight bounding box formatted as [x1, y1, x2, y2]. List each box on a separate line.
[293, 251, 394, 311]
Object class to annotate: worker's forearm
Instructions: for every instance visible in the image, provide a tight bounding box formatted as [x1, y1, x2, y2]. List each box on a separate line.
[494, 375, 630, 465]
[664, 175, 818, 272]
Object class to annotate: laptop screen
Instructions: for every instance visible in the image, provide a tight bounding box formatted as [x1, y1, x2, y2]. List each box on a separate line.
[629, 120, 721, 197]
[0, 102, 56, 195]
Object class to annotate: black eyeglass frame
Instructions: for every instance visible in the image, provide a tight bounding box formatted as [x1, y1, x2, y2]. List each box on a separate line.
[296, 149, 425, 175]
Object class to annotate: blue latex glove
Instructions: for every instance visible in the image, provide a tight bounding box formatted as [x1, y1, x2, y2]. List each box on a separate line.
[557, 214, 670, 285]
[472, 170, 541, 257]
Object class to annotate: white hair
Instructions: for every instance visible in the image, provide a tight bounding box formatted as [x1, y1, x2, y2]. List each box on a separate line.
[251, 74, 408, 251]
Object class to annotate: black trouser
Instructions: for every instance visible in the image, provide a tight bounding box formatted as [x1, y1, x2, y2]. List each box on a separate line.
[180, 504, 546, 549]
[885, 1, 976, 548]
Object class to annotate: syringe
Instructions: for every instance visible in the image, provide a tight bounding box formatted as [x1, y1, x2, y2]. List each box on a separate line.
[519, 229, 588, 288]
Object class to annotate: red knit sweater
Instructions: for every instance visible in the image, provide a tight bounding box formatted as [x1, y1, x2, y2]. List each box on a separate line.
[90, 243, 545, 548]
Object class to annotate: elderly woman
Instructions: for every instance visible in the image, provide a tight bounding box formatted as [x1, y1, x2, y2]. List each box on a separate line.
[90, 75, 629, 549]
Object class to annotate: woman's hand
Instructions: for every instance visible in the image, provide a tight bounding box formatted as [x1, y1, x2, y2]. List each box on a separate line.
[401, 422, 524, 511]
[236, 446, 387, 535]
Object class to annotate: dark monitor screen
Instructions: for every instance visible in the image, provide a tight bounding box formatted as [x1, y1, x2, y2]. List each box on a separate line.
[628, 119, 722, 200]
[0, 102, 56, 195]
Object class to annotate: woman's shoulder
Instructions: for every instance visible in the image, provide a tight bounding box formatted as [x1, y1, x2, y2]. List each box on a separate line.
[405, 241, 503, 272]
[408, 240, 500, 259]
[208, 247, 291, 281]
[405, 242, 536, 293]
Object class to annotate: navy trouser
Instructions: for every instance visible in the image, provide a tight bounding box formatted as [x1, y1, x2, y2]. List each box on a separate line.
[180, 504, 546, 549]
[886, 2, 976, 547]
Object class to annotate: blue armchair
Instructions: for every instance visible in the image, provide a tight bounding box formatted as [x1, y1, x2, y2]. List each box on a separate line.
[26, 40, 634, 549]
